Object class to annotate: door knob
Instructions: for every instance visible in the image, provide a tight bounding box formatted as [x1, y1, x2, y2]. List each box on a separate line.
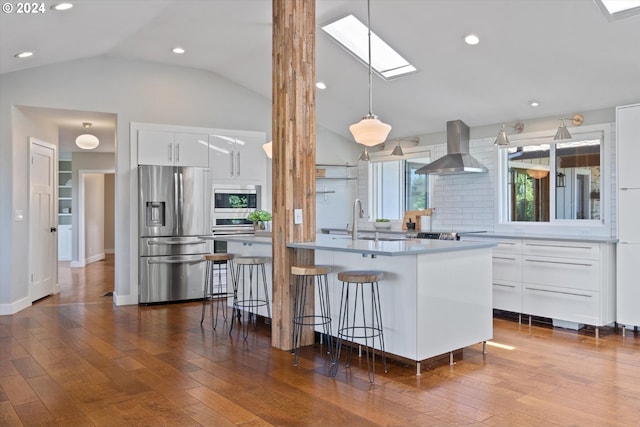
[50, 227, 57, 232]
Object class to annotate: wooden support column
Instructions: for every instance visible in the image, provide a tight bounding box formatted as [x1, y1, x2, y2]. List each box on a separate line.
[271, 0, 316, 351]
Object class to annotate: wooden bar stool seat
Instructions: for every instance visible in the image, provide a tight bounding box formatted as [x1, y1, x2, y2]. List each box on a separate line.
[291, 265, 333, 368]
[230, 256, 271, 340]
[332, 270, 387, 383]
[200, 253, 235, 331]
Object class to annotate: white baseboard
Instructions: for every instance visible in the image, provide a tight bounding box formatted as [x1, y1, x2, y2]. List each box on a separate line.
[105, 248, 115, 254]
[86, 253, 106, 265]
[0, 295, 31, 315]
[70, 260, 85, 268]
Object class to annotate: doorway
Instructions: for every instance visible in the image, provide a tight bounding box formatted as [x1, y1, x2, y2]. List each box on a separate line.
[76, 170, 115, 267]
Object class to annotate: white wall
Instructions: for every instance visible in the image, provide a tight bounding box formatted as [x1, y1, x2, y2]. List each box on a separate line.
[84, 173, 105, 264]
[315, 125, 361, 230]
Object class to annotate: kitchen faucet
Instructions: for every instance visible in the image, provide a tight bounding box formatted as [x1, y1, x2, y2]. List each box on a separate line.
[352, 198, 363, 240]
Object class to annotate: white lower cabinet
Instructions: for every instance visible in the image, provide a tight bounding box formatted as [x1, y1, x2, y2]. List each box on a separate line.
[521, 239, 615, 328]
[471, 236, 616, 329]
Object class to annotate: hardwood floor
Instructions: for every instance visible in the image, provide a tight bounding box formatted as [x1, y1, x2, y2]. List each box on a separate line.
[2, 256, 640, 426]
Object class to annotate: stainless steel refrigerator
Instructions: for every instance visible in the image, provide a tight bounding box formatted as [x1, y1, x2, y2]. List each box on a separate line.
[138, 165, 209, 303]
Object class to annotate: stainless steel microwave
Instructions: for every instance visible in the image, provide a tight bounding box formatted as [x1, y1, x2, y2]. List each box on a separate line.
[212, 184, 261, 214]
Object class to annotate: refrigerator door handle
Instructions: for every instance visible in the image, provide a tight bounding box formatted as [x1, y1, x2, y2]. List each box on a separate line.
[230, 151, 234, 176]
[148, 257, 205, 265]
[173, 171, 180, 235]
[237, 151, 240, 176]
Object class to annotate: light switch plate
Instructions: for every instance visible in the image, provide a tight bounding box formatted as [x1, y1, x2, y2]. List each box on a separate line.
[294, 209, 303, 224]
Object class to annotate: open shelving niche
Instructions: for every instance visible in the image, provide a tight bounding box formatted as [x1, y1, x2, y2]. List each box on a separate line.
[315, 163, 357, 197]
[58, 157, 72, 260]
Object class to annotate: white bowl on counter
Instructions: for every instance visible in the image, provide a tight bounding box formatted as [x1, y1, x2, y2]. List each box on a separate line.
[373, 221, 391, 230]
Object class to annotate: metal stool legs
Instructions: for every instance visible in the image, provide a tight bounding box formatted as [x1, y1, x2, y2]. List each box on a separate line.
[332, 273, 387, 383]
[200, 254, 235, 330]
[230, 257, 271, 341]
[292, 268, 333, 367]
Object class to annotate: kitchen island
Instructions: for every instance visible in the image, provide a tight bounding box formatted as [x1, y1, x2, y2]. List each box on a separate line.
[221, 234, 496, 375]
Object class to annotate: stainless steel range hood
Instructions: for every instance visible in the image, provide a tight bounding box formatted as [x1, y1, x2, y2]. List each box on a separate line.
[415, 120, 488, 175]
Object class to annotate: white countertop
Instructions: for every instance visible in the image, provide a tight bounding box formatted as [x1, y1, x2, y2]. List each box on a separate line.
[218, 234, 496, 256]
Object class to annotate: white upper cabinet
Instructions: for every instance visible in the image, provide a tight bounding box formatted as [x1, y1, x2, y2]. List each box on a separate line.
[138, 130, 209, 167]
[617, 104, 640, 189]
[209, 131, 266, 182]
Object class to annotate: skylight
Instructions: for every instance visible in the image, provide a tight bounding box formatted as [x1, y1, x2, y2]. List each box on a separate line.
[596, 0, 640, 20]
[321, 14, 416, 80]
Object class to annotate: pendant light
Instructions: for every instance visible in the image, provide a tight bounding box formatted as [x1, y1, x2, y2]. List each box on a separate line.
[349, 0, 392, 147]
[75, 122, 99, 150]
[262, 140, 273, 159]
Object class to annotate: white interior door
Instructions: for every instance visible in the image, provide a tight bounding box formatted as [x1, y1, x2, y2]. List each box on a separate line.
[29, 138, 56, 302]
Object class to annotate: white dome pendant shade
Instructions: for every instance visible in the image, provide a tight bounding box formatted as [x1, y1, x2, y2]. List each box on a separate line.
[350, 114, 392, 147]
[349, 0, 392, 147]
[75, 122, 100, 149]
[262, 140, 273, 159]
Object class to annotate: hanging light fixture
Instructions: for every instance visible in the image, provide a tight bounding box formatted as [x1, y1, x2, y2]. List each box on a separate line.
[349, 0, 392, 147]
[494, 122, 524, 146]
[391, 139, 404, 156]
[75, 122, 99, 150]
[262, 141, 272, 159]
[553, 114, 584, 141]
[359, 147, 370, 162]
[526, 169, 549, 180]
[389, 136, 419, 156]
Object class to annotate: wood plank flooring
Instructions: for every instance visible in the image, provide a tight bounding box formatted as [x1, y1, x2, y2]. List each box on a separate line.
[2, 255, 640, 426]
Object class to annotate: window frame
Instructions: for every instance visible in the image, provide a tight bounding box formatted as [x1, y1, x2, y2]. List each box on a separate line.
[365, 146, 431, 222]
[496, 124, 611, 233]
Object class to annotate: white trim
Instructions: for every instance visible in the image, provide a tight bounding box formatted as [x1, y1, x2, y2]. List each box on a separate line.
[0, 296, 31, 315]
[85, 252, 105, 265]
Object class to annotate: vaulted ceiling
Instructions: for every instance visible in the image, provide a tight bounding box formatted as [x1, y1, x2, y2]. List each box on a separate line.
[2, 0, 639, 151]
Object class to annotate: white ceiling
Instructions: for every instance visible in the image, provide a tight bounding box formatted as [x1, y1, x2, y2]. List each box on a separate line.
[2, 0, 639, 151]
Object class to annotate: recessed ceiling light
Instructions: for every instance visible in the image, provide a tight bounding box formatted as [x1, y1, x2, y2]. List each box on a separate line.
[15, 51, 34, 59]
[528, 100, 540, 107]
[316, 82, 327, 90]
[172, 47, 185, 54]
[464, 34, 480, 46]
[51, 3, 74, 11]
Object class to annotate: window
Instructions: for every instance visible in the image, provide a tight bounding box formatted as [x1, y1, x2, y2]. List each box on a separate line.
[500, 131, 603, 223]
[368, 150, 430, 220]
[321, 14, 417, 80]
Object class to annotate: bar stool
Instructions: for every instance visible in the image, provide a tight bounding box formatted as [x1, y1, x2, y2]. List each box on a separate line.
[331, 270, 387, 383]
[200, 254, 235, 330]
[230, 256, 271, 340]
[291, 265, 333, 367]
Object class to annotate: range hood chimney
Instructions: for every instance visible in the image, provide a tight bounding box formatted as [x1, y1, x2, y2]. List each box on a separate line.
[415, 120, 488, 175]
